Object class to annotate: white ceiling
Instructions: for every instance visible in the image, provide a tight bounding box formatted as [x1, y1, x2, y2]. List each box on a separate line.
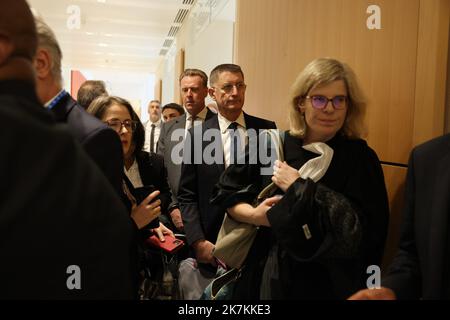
[27, 0, 195, 73]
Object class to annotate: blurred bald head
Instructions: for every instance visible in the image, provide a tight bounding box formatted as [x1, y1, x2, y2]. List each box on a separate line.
[0, 0, 37, 65]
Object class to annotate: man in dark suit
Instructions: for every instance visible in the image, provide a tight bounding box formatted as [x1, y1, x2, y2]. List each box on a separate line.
[157, 69, 215, 231]
[177, 64, 277, 267]
[33, 16, 123, 194]
[0, 0, 134, 299]
[349, 133, 450, 300]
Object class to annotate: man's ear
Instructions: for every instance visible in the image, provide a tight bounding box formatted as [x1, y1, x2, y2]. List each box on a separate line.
[33, 48, 51, 80]
[208, 87, 216, 100]
[0, 34, 14, 65]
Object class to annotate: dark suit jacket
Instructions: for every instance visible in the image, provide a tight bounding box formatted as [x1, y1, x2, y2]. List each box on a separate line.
[122, 151, 172, 239]
[51, 93, 123, 195]
[383, 134, 450, 299]
[132, 150, 172, 217]
[0, 80, 135, 299]
[177, 113, 276, 245]
[157, 108, 215, 210]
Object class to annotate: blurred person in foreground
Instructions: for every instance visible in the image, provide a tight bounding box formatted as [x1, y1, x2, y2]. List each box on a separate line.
[350, 133, 450, 300]
[0, 0, 135, 299]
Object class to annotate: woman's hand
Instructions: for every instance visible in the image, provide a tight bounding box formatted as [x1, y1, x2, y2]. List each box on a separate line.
[152, 222, 175, 242]
[228, 196, 282, 227]
[130, 190, 161, 229]
[250, 195, 283, 226]
[272, 160, 300, 192]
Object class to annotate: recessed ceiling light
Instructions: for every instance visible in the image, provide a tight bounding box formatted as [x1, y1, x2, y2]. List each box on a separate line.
[98, 43, 108, 47]
[85, 32, 94, 36]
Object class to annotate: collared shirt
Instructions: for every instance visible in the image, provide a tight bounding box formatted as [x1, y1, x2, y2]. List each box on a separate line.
[184, 106, 209, 132]
[44, 89, 67, 110]
[124, 159, 143, 188]
[218, 111, 247, 168]
[144, 118, 162, 152]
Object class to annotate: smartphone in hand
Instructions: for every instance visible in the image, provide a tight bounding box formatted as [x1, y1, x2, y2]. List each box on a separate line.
[145, 234, 185, 254]
[134, 185, 159, 229]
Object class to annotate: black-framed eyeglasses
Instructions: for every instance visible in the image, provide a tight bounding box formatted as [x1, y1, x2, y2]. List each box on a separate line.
[104, 119, 137, 132]
[305, 95, 348, 110]
[216, 82, 247, 94]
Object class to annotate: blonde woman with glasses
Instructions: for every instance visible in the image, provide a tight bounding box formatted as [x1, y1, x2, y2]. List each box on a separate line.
[211, 58, 389, 299]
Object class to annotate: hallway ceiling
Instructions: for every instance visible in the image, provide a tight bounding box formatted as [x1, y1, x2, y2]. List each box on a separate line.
[28, 0, 195, 73]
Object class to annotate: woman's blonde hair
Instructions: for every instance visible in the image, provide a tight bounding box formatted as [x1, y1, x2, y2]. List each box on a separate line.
[289, 58, 367, 139]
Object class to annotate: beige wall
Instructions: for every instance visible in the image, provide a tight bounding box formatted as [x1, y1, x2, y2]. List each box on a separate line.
[236, 0, 449, 165]
[413, 0, 450, 146]
[381, 165, 407, 269]
[446, 24, 450, 133]
[235, 0, 450, 268]
[154, 79, 162, 102]
[174, 48, 185, 105]
[157, 1, 235, 106]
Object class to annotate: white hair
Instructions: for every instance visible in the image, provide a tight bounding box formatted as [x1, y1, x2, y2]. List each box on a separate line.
[33, 13, 63, 86]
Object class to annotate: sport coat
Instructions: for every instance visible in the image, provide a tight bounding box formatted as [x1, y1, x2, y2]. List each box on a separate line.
[383, 134, 450, 299]
[177, 112, 277, 245]
[157, 108, 215, 209]
[51, 93, 123, 194]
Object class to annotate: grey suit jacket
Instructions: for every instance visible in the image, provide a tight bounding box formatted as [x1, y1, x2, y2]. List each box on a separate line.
[157, 109, 215, 210]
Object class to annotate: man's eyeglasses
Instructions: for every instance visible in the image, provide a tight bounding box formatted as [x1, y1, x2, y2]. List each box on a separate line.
[305, 95, 348, 110]
[105, 119, 137, 132]
[216, 82, 247, 94]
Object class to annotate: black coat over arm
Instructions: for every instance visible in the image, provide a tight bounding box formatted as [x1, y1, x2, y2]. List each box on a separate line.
[211, 132, 389, 299]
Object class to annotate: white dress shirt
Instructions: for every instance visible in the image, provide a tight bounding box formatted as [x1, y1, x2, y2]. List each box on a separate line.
[184, 106, 210, 132]
[124, 159, 143, 188]
[218, 112, 247, 168]
[144, 118, 162, 153]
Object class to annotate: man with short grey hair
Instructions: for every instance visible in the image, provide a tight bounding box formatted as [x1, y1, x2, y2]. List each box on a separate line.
[32, 15, 123, 195]
[144, 99, 162, 153]
[177, 64, 276, 292]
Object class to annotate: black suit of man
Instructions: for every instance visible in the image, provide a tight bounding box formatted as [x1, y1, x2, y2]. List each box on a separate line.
[0, 80, 135, 299]
[177, 113, 276, 246]
[50, 93, 123, 194]
[383, 133, 450, 299]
